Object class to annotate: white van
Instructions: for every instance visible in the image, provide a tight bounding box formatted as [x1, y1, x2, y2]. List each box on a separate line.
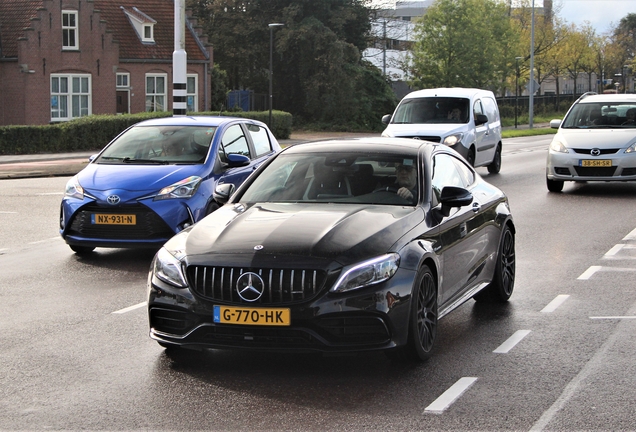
[381, 88, 503, 173]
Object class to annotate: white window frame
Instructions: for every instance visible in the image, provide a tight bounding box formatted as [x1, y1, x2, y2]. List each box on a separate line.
[142, 24, 154, 42]
[51, 74, 92, 121]
[145, 73, 167, 112]
[116, 73, 130, 88]
[187, 74, 198, 112]
[62, 10, 79, 50]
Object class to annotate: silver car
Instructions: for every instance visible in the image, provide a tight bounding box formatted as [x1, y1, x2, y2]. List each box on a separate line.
[546, 93, 636, 192]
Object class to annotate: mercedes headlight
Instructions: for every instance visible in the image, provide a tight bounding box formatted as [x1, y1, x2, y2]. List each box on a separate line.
[331, 253, 400, 293]
[154, 176, 202, 200]
[443, 133, 464, 147]
[64, 175, 84, 200]
[152, 232, 189, 287]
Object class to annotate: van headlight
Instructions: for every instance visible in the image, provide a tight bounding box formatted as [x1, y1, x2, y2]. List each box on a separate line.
[443, 133, 464, 147]
[331, 254, 400, 293]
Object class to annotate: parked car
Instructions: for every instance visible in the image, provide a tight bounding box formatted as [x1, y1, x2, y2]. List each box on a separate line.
[381, 88, 503, 173]
[147, 137, 516, 361]
[60, 116, 281, 254]
[546, 93, 636, 192]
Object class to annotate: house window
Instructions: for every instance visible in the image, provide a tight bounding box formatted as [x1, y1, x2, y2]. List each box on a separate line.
[62, 11, 79, 50]
[187, 75, 198, 112]
[51, 74, 91, 121]
[143, 24, 154, 42]
[116, 73, 130, 88]
[146, 74, 167, 112]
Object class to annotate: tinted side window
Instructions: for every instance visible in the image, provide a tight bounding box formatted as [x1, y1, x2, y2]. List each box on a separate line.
[482, 97, 499, 122]
[431, 154, 474, 202]
[247, 124, 273, 157]
[222, 125, 251, 158]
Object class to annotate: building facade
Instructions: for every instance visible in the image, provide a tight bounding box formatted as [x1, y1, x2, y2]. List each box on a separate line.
[0, 0, 212, 126]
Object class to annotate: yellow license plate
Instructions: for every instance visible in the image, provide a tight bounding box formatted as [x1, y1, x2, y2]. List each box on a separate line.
[580, 159, 612, 167]
[213, 305, 290, 326]
[91, 214, 136, 225]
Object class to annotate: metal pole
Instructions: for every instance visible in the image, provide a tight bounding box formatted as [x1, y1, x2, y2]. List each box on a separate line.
[173, 0, 187, 116]
[515, 57, 522, 129]
[268, 23, 284, 126]
[529, 0, 535, 129]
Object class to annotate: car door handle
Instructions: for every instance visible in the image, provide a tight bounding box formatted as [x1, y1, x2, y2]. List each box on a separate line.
[472, 202, 481, 213]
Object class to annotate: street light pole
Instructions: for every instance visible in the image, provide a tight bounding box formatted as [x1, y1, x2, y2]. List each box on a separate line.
[268, 23, 284, 127]
[515, 56, 523, 129]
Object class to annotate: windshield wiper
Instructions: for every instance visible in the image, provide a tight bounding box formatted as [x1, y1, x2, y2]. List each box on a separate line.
[121, 157, 169, 164]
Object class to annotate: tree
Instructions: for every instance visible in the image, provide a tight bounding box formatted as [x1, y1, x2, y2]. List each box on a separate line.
[407, 0, 515, 92]
[186, 0, 395, 129]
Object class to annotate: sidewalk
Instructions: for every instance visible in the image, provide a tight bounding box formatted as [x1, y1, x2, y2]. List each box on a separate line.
[0, 131, 375, 180]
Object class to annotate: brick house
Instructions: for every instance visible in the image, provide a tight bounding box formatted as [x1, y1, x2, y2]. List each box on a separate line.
[0, 0, 212, 126]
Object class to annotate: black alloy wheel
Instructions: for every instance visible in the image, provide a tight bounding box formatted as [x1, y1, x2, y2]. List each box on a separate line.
[403, 265, 438, 361]
[474, 224, 515, 303]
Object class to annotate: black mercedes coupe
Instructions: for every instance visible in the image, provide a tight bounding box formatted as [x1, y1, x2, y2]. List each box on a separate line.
[147, 137, 515, 361]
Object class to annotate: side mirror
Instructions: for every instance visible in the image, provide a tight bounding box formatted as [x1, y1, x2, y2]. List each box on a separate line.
[226, 153, 250, 168]
[381, 114, 392, 125]
[439, 186, 473, 217]
[475, 114, 488, 126]
[213, 183, 235, 205]
[550, 119, 562, 129]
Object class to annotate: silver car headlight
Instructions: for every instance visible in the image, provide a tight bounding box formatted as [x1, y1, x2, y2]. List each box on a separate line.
[443, 133, 464, 147]
[331, 253, 400, 293]
[549, 139, 568, 153]
[64, 175, 84, 200]
[154, 176, 202, 201]
[625, 143, 636, 154]
[153, 232, 189, 287]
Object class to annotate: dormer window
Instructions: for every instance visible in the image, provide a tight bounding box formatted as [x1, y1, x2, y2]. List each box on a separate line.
[121, 6, 156, 44]
[62, 10, 79, 50]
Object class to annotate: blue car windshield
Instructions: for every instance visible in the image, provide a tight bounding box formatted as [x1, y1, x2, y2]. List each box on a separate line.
[96, 125, 216, 164]
[239, 152, 420, 206]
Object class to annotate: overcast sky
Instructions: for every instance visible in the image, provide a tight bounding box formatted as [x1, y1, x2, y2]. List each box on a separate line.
[556, 0, 633, 34]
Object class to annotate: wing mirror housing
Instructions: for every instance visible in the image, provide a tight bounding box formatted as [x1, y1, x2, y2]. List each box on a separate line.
[226, 153, 250, 168]
[550, 119, 562, 129]
[381, 114, 392, 125]
[439, 186, 473, 217]
[213, 183, 235, 205]
[475, 114, 488, 126]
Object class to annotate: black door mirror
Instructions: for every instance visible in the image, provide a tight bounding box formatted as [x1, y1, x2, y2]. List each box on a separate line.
[439, 186, 473, 216]
[475, 114, 488, 126]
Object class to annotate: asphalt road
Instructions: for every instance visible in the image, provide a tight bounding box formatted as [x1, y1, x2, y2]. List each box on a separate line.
[1, 134, 635, 430]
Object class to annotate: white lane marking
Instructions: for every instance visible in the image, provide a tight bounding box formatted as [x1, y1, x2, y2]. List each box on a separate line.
[424, 377, 478, 414]
[0, 211, 18, 214]
[36, 192, 64, 196]
[577, 266, 602, 280]
[112, 302, 147, 314]
[604, 244, 625, 256]
[623, 227, 636, 241]
[493, 330, 531, 354]
[590, 316, 636, 320]
[0, 248, 8, 253]
[541, 295, 570, 313]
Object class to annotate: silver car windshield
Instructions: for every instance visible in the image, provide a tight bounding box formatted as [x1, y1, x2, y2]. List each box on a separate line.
[240, 153, 420, 206]
[97, 125, 216, 164]
[562, 102, 636, 128]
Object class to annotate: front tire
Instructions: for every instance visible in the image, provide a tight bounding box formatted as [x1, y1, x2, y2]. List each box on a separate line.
[546, 177, 564, 192]
[474, 224, 515, 303]
[69, 245, 95, 254]
[487, 144, 502, 174]
[388, 265, 438, 362]
[466, 147, 476, 167]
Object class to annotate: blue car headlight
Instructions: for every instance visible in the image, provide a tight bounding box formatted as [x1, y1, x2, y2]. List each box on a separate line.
[64, 175, 84, 200]
[331, 253, 400, 293]
[154, 176, 202, 201]
[152, 231, 189, 287]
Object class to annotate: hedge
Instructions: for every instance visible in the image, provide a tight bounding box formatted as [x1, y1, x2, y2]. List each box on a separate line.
[0, 110, 292, 155]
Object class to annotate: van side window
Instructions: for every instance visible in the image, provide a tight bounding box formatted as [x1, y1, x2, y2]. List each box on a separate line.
[473, 100, 484, 121]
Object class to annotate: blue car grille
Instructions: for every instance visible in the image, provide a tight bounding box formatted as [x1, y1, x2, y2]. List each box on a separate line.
[187, 266, 328, 304]
[68, 204, 174, 240]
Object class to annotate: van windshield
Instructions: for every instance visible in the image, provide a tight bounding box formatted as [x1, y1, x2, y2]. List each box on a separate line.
[392, 97, 470, 124]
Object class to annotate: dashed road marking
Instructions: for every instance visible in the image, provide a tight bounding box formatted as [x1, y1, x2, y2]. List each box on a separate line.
[590, 316, 636, 320]
[577, 266, 602, 280]
[541, 295, 570, 313]
[112, 302, 147, 314]
[424, 377, 478, 414]
[604, 244, 625, 256]
[493, 330, 531, 353]
[622, 227, 636, 241]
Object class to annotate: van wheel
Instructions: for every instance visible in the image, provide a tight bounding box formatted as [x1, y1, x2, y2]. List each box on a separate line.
[466, 147, 475, 167]
[487, 144, 502, 174]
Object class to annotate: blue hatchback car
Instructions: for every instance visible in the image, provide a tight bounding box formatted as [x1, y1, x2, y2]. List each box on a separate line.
[60, 116, 281, 254]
